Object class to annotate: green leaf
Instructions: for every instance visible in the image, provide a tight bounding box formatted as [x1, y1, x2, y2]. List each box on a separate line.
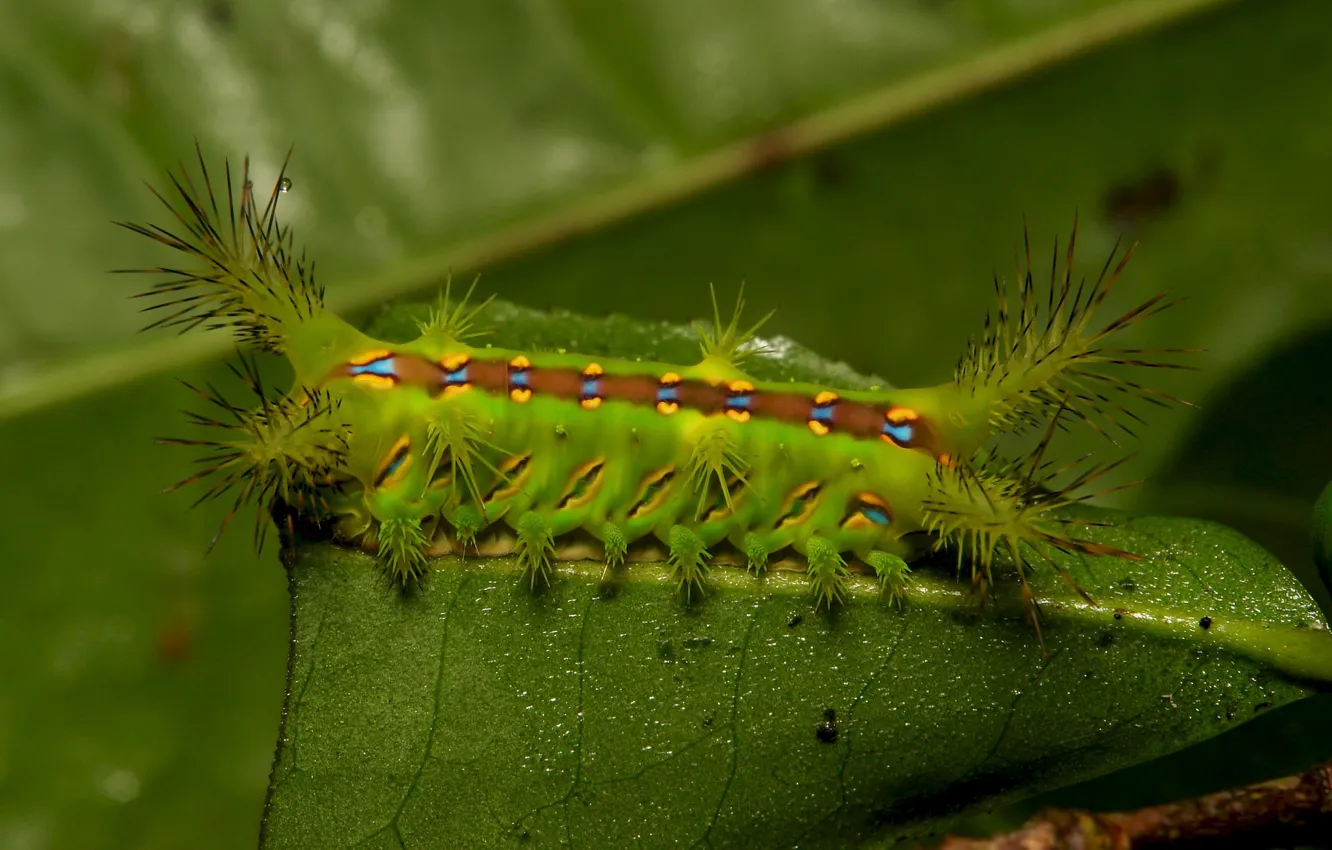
[262, 524, 1329, 848]
[258, 302, 1332, 847]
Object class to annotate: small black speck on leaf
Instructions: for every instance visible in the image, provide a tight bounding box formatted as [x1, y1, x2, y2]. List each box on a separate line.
[787, 614, 803, 628]
[1102, 166, 1182, 230]
[683, 636, 714, 650]
[1254, 701, 1273, 712]
[1200, 616, 1213, 630]
[816, 708, 839, 744]
[1113, 612, 1123, 620]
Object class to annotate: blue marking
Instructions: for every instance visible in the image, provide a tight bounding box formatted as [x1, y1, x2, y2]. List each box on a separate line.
[726, 393, 752, 410]
[581, 377, 602, 398]
[810, 405, 835, 423]
[349, 357, 396, 378]
[863, 506, 891, 526]
[881, 422, 915, 445]
[444, 365, 470, 385]
[510, 370, 530, 388]
[657, 385, 679, 404]
[382, 451, 406, 480]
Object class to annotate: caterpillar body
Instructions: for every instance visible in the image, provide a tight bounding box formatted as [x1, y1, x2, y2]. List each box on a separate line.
[120, 151, 1188, 627]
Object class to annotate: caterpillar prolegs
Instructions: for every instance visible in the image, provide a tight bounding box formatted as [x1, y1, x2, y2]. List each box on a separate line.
[120, 150, 1190, 631]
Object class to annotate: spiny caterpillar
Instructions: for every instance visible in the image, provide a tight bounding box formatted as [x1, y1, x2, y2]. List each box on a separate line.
[119, 149, 1189, 633]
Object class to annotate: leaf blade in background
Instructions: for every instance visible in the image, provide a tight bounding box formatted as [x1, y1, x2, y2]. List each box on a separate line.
[0, 0, 1237, 419]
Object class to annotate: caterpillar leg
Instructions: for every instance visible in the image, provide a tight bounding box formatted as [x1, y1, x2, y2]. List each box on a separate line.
[514, 511, 556, 589]
[742, 532, 769, 574]
[804, 535, 849, 610]
[667, 524, 709, 602]
[451, 504, 486, 551]
[601, 521, 628, 577]
[865, 550, 911, 606]
[376, 517, 430, 586]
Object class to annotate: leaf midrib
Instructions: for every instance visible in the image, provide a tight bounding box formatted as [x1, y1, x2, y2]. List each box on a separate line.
[0, 0, 1238, 422]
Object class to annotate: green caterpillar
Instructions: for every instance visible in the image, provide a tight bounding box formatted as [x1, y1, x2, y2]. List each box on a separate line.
[120, 150, 1187, 629]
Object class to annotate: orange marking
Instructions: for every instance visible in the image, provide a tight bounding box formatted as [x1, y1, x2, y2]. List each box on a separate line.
[728, 380, 755, 393]
[656, 401, 680, 415]
[857, 492, 891, 510]
[779, 481, 822, 528]
[725, 409, 751, 423]
[510, 387, 533, 403]
[660, 371, 682, 385]
[350, 349, 392, 366]
[583, 362, 604, 377]
[885, 406, 918, 424]
[840, 515, 874, 532]
[814, 391, 839, 406]
[807, 420, 831, 436]
[353, 374, 395, 390]
[374, 435, 412, 489]
[509, 355, 531, 369]
[443, 384, 472, 397]
[581, 397, 603, 410]
[441, 352, 471, 371]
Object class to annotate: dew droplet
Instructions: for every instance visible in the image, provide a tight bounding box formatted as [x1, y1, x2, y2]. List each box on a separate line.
[278, 177, 292, 193]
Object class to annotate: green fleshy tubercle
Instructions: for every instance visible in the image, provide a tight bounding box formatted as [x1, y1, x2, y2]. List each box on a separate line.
[743, 533, 768, 574]
[514, 512, 556, 589]
[602, 522, 628, 572]
[451, 504, 485, 549]
[805, 535, 849, 610]
[867, 551, 911, 607]
[377, 517, 429, 586]
[667, 525, 709, 602]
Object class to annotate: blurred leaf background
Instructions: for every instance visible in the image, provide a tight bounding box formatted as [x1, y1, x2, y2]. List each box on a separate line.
[1, 0, 1330, 847]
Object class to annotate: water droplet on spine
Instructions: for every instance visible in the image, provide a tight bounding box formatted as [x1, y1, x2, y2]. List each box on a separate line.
[278, 177, 292, 193]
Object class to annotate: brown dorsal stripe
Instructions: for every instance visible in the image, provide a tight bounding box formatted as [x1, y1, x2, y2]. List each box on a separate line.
[337, 352, 940, 454]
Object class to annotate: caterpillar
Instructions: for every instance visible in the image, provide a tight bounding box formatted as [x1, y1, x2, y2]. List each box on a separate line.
[119, 149, 1189, 632]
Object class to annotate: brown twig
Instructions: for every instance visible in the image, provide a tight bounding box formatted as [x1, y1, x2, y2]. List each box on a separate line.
[939, 759, 1332, 849]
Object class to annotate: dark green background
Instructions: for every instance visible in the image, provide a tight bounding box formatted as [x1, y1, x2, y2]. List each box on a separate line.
[1, 0, 1329, 847]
